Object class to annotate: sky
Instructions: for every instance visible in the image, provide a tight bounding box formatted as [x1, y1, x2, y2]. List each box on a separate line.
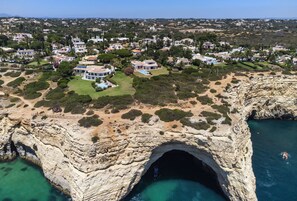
[1, 0, 297, 19]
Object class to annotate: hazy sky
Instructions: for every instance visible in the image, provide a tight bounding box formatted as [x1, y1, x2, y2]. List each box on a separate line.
[1, 0, 297, 18]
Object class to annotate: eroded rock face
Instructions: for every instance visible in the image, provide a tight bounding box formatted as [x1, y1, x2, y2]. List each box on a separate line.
[0, 74, 296, 201]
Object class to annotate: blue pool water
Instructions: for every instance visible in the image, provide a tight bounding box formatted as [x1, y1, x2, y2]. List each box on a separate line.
[96, 82, 109, 89]
[138, 70, 150, 76]
[249, 119, 297, 201]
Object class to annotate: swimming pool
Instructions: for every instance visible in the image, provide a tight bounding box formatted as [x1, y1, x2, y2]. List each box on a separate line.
[138, 69, 150, 76]
[96, 83, 109, 89]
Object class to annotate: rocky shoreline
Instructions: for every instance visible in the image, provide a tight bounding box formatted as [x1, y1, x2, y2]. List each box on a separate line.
[0, 74, 297, 201]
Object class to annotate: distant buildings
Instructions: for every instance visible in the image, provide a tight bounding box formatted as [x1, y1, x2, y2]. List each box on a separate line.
[16, 49, 35, 59]
[72, 37, 87, 54]
[13, 33, 33, 43]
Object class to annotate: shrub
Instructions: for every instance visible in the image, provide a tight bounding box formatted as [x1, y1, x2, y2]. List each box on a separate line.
[201, 111, 221, 124]
[180, 118, 210, 130]
[177, 91, 196, 100]
[58, 78, 70, 89]
[70, 104, 86, 114]
[155, 108, 193, 122]
[4, 71, 21, 77]
[45, 87, 65, 100]
[10, 97, 20, 102]
[92, 95, 134, 111]
[197, 95, 213, 105]
[121, 109, 143, 120]
[141, 113, 153, 123]
[0, 79, 4, 86]
[23, 81, 49, 100]
[210, 89, 217, 93]
[215, 81, 221, 85]
[91, 136, 99, 143]
[7, 77, 26, 88]
[25, 70, 34, 75]
[78, 115, 103, 128]
[123, 67, 134, 76]
[86, 110, 94, 115]
[0, 68, 8, 72]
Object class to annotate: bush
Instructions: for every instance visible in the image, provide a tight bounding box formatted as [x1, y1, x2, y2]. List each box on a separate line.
[141, 113, 153, 123]
[121, 109, 143, 120]
[4, 71, 21, 77]
[86, 110, 94, 115]
[197, 95, 213, 105]
[45, 87, 65, 100]
[70, 104, 86, 114]
[0, 79, 4, 86]
[215, 81, 221, 85]
[58, 78, 70, 89]
[91, 136, 99, 143]
[124, 67, 134, 76]
[23, 81, 49, 100]
[78, 115, 103, 128]
[201, 111, 221, 124]
[25, 70, 34, 75]
[210, 89, 217, 93]
[180, 118, 210, 130]
[92, 95, 134, 111]
[155, 108, 193, 122]
[7, 77, 26, 88]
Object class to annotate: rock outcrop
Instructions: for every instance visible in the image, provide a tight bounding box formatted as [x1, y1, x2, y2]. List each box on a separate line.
[0, 74, 296, 201]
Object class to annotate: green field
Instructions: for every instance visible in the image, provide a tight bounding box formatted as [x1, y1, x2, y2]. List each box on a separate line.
[68, 72, 135, 99]
[28, 60, 49, 67]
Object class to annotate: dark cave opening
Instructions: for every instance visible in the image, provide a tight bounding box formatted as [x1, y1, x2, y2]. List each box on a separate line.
[123, 150, 227, 201]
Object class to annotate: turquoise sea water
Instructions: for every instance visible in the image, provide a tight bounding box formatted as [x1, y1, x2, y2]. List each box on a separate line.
[124, 150, 226, 201]
[249, 120, 297, 201]
[0, 159, 69, 201]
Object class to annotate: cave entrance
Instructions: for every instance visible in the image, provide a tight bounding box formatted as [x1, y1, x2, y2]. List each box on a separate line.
[123, 150, 227, 201]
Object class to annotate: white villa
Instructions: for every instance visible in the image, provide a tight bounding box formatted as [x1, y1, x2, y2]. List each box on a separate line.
[52, 44, 71, 55]
[88, 36, 104, 43]
[72, 37, 87, 54]
[16, 49, 35, 59]
[73, 65, 115, 81]
[131, 60, 159, 70]
[192, 54, 218, 65]
[106, 43, 124, 52]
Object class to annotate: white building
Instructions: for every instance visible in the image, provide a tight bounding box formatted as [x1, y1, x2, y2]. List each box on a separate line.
[73, 65, 115, 81]
[88, 36, 104, 43]
[131, 60, 159, 70]
[16, 49, 35, 59]
[72, 37, 87, 54]
[106, 43, 124, 52]
[192, 54, 218, 65]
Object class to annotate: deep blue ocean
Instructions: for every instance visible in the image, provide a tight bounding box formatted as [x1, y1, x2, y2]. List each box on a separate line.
[249, 119, 297, 201]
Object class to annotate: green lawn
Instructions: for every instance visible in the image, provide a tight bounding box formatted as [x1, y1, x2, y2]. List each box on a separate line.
[28, 60, 49, 67]
[134, 67, 169, 78]
[68, 72, 135, 99]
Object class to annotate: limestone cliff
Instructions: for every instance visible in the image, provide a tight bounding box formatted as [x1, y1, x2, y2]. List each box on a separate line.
[0, 74, 296, 201]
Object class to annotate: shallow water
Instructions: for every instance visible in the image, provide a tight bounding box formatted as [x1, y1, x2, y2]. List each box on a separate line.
[0, 158, 69, 201]
[249, 119, 297, 201]
[124, 150, 225, 201]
